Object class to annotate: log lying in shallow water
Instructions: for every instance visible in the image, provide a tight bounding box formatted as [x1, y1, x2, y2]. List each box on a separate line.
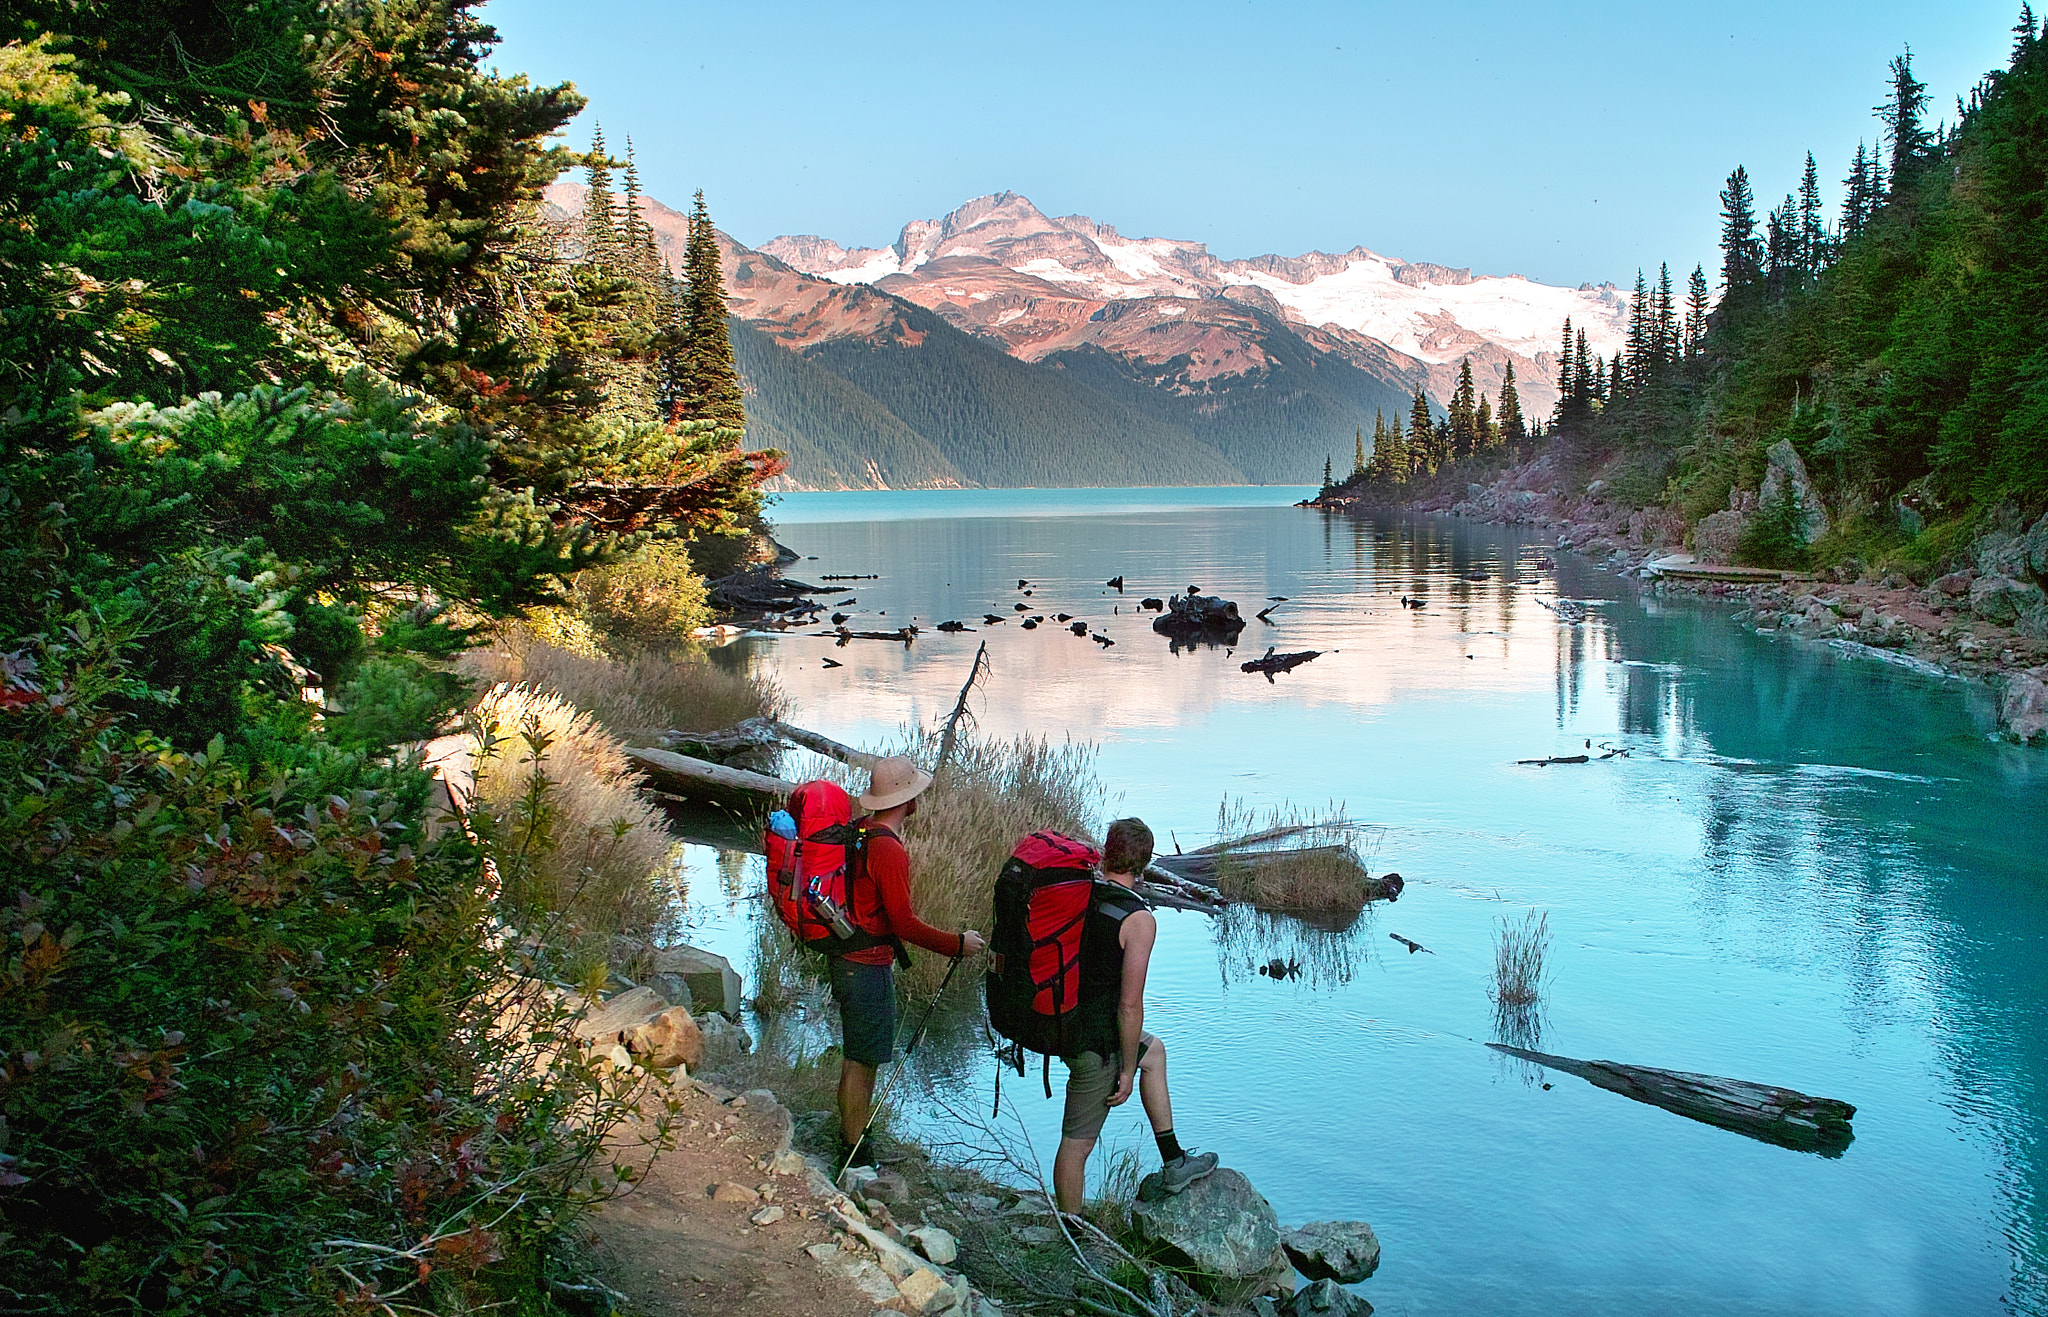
[1487, 1043, 1856, 1156]
[1239, 647, 1322, 678]
[625, 746, 793, 809]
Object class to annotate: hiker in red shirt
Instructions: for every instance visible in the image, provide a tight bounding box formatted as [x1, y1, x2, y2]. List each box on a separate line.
[833, 755, 985, 1166]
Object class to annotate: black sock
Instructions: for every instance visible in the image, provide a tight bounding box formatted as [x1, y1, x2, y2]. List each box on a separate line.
[1155, 1129, 1185, 1164]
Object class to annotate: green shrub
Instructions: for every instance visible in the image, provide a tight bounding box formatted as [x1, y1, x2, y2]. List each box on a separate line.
[573, 540, 711, 645]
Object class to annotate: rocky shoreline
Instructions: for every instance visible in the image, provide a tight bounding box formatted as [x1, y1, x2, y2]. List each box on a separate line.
[1311, 454, 2048, 744]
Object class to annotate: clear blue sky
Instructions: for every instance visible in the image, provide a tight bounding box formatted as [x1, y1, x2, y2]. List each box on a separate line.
[482, 0, 2019, 288]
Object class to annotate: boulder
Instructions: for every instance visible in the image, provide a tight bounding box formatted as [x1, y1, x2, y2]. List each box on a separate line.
[1759, 440, 1830, 543]
[1934, 570, 1976, 597]
[908, 1225, 958, 1266]
[651, 943, 742, 1018]
[622, 1005, 703, 1071]
[1691, 510, 1747, 565]
[1280, 1220, 1381, 1284]
[1152, 592, 1245, 644]
[2026, 511, 2048, 581]
[1130, 1167, 1281, 1299]
[697, 1011, 753, 1069]
[1288, 1278, 1374, 1316]
[1969, 574, 2047, 634]
[2002, 670, 2048, 744]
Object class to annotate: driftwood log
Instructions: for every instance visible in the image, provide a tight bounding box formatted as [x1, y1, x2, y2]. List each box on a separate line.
[1240, 647, 1322, 679]
[1517, 754, 1590, 765]
[1487, 1043, 1856, 1156]
[624, 746, 794, 809]
[769, 720, 879, 769]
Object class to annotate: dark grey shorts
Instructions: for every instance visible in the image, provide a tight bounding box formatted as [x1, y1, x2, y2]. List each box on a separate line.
[1061, 1033, 1155, 1142]
[828, 958, 896, 1067]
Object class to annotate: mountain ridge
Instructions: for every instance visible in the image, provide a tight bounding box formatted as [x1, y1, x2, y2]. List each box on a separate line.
[544, 182, 1622, 489]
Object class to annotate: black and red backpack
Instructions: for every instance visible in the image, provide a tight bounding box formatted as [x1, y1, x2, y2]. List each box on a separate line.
[986, 831, 1110, 1097]
[764, 780, 902, 961]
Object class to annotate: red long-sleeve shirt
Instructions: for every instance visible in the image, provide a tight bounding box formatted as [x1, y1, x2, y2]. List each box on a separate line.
[842, 824, 965, 966]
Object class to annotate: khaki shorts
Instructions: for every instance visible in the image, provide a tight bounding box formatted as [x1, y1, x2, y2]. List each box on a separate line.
[1060, 1034, 1154, 1142]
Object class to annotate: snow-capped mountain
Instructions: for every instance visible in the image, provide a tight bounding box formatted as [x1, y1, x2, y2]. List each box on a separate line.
[545, 182, 1630, 488]
[760, 191, 1628, 411]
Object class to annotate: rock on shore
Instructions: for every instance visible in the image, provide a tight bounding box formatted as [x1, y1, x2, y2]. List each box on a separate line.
[1130, 1167, 1289, 1300]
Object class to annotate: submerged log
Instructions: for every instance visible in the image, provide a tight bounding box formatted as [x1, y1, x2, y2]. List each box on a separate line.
[1517, 754, 1591, 765]
[1239, 647, 1322, 678]
[1487, 1043, 1856, 1156]
[624, 746, 793, 809]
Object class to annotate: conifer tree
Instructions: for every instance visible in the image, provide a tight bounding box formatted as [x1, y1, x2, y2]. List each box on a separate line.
[621, 137, 661, 282]
[2016, 2, 2038, 56]
[1382, 412, 1407, 483]
[1764, 196, 1793, 300]
[1497, 362, 1526, 456]
[1625, 270, 1652, 393]
[1554, 318, 1575, 426]
[583, 124, 617, 269]
[1685, 264, 1710, 354]
[1797, 151, 1827, 273]
[674, 190, 746, 434]
[1354, 427, 1367, 478]
[1476, 392, 1495, 451]
[1449, 357, 1480, 460]
[1574, 328, 1593, 407]
[1879, 49, 1933, 200]
[1719, 165, 1765, 303]
[1842, 142, 1872, 235]
[1322, 455, 1334, 493]
[1409, 386, 1438, 475]
[1655, 263, 1678, 373]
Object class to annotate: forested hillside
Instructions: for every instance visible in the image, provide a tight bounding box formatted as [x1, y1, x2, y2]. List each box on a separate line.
[796, 298, 1243, 488]
[730, 317, 969, 488]
[1333, 10, 2048, 574]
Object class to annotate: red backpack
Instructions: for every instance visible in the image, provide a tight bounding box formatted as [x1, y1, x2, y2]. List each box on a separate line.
[764, 780, 897, 959]
[986, 831, 1103, 1095]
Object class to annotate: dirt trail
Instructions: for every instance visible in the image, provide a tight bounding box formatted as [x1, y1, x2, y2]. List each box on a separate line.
[591, 1080, 873, 1316]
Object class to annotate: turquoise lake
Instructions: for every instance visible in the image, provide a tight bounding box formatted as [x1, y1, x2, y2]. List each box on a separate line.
[675, 487, 2047, 1316]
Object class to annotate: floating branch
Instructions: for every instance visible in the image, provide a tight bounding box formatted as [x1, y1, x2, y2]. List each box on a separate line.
[1240, 647, 1323, 679]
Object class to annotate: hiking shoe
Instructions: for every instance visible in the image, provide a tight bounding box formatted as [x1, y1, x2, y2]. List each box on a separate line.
[841, 1135, 878, 1169]
[1157, 1150, 1218, 1195]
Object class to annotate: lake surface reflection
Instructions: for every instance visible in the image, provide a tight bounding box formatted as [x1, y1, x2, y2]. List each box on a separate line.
[676, 488, 2046, 1317]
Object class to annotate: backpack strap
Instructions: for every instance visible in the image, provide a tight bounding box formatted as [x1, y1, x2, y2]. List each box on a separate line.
[848, 822, 912, 969]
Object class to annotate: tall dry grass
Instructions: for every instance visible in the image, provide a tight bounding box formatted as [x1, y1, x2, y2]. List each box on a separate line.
[467, 683, 679, 979]
[461, 629, 785, 740]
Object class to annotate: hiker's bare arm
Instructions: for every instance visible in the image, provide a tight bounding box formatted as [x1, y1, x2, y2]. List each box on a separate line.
[1109, 910, 1156, 1106]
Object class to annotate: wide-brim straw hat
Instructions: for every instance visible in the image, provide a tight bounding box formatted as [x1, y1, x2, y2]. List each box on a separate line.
[859, 755, 933, 811]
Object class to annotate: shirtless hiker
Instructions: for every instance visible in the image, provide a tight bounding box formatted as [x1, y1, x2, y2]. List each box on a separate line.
[1052, 817, 1218, 1212]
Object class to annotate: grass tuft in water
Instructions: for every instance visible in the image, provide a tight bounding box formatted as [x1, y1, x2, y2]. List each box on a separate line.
[1490, 908, 1551, 1010]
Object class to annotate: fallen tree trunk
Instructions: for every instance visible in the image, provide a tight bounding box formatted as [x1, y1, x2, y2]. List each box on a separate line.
[769, 720, 879, 770]
[624, 746, 793, 809]
[1140, 866, 1227, 914]
[1516, 754, 1591, 766]
[1486, 1043, 1856, 1156]
[655, 717, 782, 762]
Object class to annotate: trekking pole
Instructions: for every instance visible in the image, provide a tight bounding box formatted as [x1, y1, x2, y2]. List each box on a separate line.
[838, 952, 964, 1181]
